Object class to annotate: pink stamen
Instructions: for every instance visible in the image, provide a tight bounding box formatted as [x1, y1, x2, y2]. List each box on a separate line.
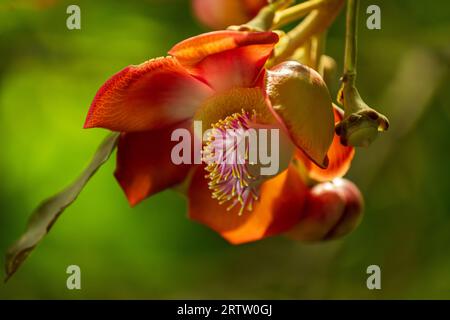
[203, 110, 260, 215]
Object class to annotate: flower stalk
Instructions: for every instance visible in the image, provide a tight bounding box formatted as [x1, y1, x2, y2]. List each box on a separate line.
[228, 0, 294, 31]
[272, 0, 330, 29]
[335, 0, 389, 147]
[343, 0, 358, 85]
[268, 0, 345, 67]
[310, 32, 326, 70]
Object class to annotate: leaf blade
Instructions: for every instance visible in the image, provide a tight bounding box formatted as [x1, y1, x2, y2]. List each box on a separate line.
[4, 132, 120, 282]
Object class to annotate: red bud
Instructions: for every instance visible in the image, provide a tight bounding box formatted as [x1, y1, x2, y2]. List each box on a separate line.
[287, 178, 364, 242]
[192, 0, 266, 30]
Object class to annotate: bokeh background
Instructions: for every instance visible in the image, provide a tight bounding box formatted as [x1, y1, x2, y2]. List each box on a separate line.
[1, 0, 449, 299]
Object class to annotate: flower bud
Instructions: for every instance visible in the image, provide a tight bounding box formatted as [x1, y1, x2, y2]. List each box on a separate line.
[336, 84, 389, 147]
[287, 178, 364, 242]
[192, 0, 267, 30]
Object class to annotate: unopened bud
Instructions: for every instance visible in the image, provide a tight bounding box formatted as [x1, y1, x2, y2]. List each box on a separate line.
[336, 84, 389, 147]
[287, 178, 364, 242]
[193, 0, 267, 30]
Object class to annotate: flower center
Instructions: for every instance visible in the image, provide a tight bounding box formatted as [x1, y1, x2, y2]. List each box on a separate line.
[203, 110, 263, 215]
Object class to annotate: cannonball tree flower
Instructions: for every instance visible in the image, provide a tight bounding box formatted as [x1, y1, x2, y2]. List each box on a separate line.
[192, 0, 267, 30]
[84, 30, 355, 244]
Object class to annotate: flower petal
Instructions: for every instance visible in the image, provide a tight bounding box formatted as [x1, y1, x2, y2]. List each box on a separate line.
[115, 121, 193, 206]
[84, 57, 213, 132]
[169, 31, 278, 65]
[188, 165, 307, 244]
[266, 61, 335, 168]
[296, 106, 355, 182]
[169, 31, 278, 91]
[194, 87, 275, 134]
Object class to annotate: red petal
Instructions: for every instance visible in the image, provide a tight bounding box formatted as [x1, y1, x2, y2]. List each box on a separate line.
[188, 165, 307, 244]
[115, 121, 193, 206]
[169, 31, 278, 91]
[169, 31, 278, 65]
[84, 57, 213, 132]
[296, 106, 355, 181]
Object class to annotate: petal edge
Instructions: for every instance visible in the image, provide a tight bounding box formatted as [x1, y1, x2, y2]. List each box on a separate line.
[85, 57, 213, 132]
[188, 164, 307, 244]
[169, 31, 279, 66]
[296, 106, 355, 182]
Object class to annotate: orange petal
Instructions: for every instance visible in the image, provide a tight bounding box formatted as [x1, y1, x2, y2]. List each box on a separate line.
[169, 31, 278, 65]
[296, 106, 355, 182]
[84, 57, 213, 132]
[188, 165, 307, 244]
[115, 121, 193, 206]
[169, 31, 278, 91]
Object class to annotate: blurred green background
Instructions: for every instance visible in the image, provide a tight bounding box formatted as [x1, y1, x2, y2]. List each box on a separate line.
[1, 0, 450, 299]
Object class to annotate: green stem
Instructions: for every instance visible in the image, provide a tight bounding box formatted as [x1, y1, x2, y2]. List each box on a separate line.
[229, 0, 293, 31]
[311, 31, 326, 70]
[336, 0, 390, 147]
[343, 0, 359, 85]
[268, 0, 344, 67]
[272, 0, 329, 29]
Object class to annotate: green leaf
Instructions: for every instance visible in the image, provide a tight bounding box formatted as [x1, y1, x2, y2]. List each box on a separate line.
[4, 132, 120, 282]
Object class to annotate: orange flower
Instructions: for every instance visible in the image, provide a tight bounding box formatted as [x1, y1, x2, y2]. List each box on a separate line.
[192, 0, 267, 30]
[84, 30, 356, 244]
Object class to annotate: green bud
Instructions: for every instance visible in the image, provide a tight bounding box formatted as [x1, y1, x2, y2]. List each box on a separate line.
[336, 84, 389, 147]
